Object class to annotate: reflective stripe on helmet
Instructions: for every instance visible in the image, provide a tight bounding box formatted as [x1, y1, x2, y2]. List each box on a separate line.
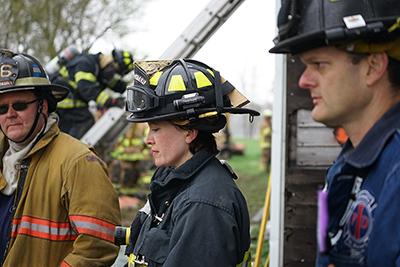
[14, 77, 51, 86]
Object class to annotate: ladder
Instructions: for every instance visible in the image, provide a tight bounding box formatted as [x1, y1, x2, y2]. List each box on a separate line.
[80, 0, 246, 157]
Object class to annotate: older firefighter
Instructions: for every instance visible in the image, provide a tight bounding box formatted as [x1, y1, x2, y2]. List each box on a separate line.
[53, 48, 134, 139]
[122, 59, 259, 266]
[259, 109, 272, 173]
[0, 49, 121, 266]
[270, 0, 400, 266]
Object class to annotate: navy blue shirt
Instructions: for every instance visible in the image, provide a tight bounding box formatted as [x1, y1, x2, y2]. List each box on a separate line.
[0, 192, 14, 261]
[316, 102, 400, 266]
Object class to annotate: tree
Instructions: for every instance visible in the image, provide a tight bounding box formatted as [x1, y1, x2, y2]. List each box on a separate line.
[0, 0, 148, 62]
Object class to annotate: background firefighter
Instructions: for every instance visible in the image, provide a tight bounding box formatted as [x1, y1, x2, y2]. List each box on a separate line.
[108, 122, 154, 193]
[52, 48, 134, 139]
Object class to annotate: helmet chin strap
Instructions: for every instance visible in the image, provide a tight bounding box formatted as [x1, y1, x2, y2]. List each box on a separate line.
[1, 99, 48, 144]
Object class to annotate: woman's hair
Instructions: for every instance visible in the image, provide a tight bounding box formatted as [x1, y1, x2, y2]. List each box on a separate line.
[188, 130, 218, 155]
[174, 123, 218, 155]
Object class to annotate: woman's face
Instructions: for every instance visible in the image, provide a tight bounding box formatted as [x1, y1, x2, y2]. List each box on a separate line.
[145, 121, 197, 169]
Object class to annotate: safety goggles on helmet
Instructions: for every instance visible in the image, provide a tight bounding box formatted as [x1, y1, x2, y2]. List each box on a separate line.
[0, 98, 39, 114]
[126, 85, 159, 113]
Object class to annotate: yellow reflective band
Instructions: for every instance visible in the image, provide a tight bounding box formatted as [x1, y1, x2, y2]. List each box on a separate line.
[207, 68, 214, 77]
[150, 71, 163, 86]
[237, 248, 252, 267]
[125, 227, 131, 245]
[75, 71, 97, 83]
[96, 91, 111, 106]
[388, 17, 400, 33]
[171, 111, 218, 126]
[14, 77, 51, 86]
[128, 254, 136, 267]
[168, 75, 186, 92]
[194, 71, 212, 88]
[68, 80, 78, 90]
[337, 37, 400, 62]
[59, 66, 70, 78]
[57, 98, 87, 108]
[199, 111, 218, 118]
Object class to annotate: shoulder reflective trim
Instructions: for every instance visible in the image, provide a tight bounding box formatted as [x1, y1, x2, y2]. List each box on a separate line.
[61, 261, 72, 267]
[12, 215, 78, 241]
[237, 248, 252, 267]
[69, 214, 116, 243]
[194, 71, 212, 88]
[75, 71, 97, 83]
[168, 75, 186, 92]
[57, 99, 87, 109]
[14, 77, 51, 86]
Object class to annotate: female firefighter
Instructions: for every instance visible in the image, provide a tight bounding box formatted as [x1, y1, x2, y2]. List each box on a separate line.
[122, 59, 259, 266]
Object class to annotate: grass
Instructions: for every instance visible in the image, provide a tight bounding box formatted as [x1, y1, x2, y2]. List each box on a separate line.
[224, 137, 270, 266]
[119, 137, 270, 265]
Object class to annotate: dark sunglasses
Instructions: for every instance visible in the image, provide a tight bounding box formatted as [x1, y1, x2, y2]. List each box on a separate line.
[0, 99, 39, 115]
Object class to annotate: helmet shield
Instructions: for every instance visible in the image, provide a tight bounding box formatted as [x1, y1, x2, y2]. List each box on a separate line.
[270, 0, 400, 55]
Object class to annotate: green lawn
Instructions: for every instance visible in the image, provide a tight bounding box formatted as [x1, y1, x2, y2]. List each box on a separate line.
[224, 137, 270, 266]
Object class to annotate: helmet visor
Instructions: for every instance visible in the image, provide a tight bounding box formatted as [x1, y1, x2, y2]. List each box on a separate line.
[126, 86, 159, 113]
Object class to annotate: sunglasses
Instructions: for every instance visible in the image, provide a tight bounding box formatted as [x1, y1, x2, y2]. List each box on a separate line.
[0, 99, 40, 115]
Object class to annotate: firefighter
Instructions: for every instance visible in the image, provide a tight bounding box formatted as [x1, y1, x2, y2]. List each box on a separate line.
[53, 48, 134, 139]
[270, 0, 400, 266]
[122, 59, 259, 266]
[0, 49, 121, 266]
[259, 108, 272, 173]
[109, 122, 153, 192]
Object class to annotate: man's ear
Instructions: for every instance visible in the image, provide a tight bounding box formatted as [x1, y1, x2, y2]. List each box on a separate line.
[41, 98, 49, 116]
[365, 52, 389, 86]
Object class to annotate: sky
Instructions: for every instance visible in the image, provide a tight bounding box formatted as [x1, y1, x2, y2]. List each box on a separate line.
[91, 0, 277, 109]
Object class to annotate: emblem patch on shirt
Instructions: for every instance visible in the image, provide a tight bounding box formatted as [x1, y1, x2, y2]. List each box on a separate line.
[86, 155, 104, 166]
[343, 189, 376, 250]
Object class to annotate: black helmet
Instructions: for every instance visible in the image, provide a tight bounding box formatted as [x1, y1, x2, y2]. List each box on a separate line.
[0, 49, 70, 112]
[270, 0, 400, 55]
[126, 59, 260, 133]
[112, 49, 134, 76]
